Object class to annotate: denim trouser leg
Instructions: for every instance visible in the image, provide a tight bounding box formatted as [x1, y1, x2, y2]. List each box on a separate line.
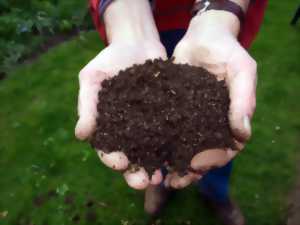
[160, 162, 232, 204]
[197, 161, 233, 203]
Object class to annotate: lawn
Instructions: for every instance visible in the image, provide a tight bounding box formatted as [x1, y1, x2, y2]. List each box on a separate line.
[1, 1, 300, 225]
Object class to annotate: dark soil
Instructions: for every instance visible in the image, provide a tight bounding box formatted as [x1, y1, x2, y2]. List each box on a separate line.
[86, 199, 95, 208]
[0, 28, 88, 80]
[33, 195, 47, 207]
[72, 214, 80, 223]
[47, 189, 57, 198]
[31, 190, 107, 224]
[91, 59, 235, 175]
[287, 159, 300, 225]
[85, 210, 97, 222]
[23, 29, 80, 65]
[64, 194, 75, 205]
[0, 72, 6, 80]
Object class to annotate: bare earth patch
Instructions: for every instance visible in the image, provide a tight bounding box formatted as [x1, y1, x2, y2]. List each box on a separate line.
[287, 162, 300, 225]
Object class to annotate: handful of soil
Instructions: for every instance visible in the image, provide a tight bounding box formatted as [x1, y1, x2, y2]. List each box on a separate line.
[91, 59, 235, 175]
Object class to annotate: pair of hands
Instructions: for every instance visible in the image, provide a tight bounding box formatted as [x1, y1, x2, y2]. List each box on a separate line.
[75, 11, 257, 190]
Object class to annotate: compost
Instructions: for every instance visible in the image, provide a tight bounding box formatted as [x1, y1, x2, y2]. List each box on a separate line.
[91, 59, 235, 175]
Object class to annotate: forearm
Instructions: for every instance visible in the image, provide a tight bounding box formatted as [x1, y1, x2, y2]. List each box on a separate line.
[191, 0, 250, 38]
[103, 0, 160, 44]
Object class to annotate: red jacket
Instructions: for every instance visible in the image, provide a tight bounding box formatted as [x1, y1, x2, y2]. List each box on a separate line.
[89, 0, 267, 49]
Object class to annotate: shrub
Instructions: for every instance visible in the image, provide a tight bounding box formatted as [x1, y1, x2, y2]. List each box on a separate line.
[0, 0, 93, 76]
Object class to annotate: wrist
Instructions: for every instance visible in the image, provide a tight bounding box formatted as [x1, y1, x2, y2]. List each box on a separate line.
[191, 10, 241, 38]
[103, 0, 160, 44]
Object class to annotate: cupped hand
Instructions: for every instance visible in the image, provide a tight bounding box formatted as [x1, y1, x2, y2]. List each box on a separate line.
[75, 40, 167, 190]
[166, 14, 257, 189]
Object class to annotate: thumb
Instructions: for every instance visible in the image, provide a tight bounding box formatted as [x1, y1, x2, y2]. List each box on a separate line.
[75, 69, 110, 140]
[227, 49, 257, 142]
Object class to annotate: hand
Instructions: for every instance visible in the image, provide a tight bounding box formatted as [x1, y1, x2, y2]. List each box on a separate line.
[166, 11, 257, 189]
[75, 40, 167, 189]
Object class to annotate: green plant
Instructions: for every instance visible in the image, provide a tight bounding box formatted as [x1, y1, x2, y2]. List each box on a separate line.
[0, 0, 91, 75]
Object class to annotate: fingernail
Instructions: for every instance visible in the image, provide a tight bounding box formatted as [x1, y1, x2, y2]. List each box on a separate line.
[243, 116, 251, 134]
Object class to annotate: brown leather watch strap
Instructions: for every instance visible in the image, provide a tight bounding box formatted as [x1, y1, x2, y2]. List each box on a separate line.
[192, 0, 245, 24]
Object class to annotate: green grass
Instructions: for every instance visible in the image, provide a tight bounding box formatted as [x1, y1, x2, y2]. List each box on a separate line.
[1, 1, 300, 225]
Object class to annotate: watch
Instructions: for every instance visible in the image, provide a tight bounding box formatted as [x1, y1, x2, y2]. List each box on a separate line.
[192, 0, 245, 24]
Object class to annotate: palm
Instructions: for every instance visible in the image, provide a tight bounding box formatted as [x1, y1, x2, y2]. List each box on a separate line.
[167, 33, 257, 189]
[75, 41, 167, 190]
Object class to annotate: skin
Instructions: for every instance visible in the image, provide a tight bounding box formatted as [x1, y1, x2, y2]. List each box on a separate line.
[75, 0, 256, 190]
[75, 0, 166, 190]
[168, 8, 256, 188]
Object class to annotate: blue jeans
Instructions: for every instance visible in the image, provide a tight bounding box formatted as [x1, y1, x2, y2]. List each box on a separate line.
[159, 29, 232, 203]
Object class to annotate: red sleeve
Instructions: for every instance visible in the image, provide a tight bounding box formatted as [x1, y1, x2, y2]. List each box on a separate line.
[89, 0, 108, 45]
[90, 0, 268, 49]
[238, 0, 268, 49]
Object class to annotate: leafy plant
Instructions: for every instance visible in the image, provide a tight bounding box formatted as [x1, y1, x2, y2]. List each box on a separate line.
[0, 41, 26, 72]
[0, 0, 92, 76]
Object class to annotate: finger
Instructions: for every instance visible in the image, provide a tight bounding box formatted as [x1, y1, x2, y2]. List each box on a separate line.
[226, 149, 239, 161]
[169, 172, 195, 189]
[172, 40, 193, 65]
[150, 169, 163, 185]
[75, 69, 110, 140]
[226, 139, 244, 159]
[124, 168, 150, 190]
[227, 48, 257, 142]
[192, 173, 203, 180]
[164, 174, 172, 188]
[97, 150, 129, 171]
[191, 149, 232, 172]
